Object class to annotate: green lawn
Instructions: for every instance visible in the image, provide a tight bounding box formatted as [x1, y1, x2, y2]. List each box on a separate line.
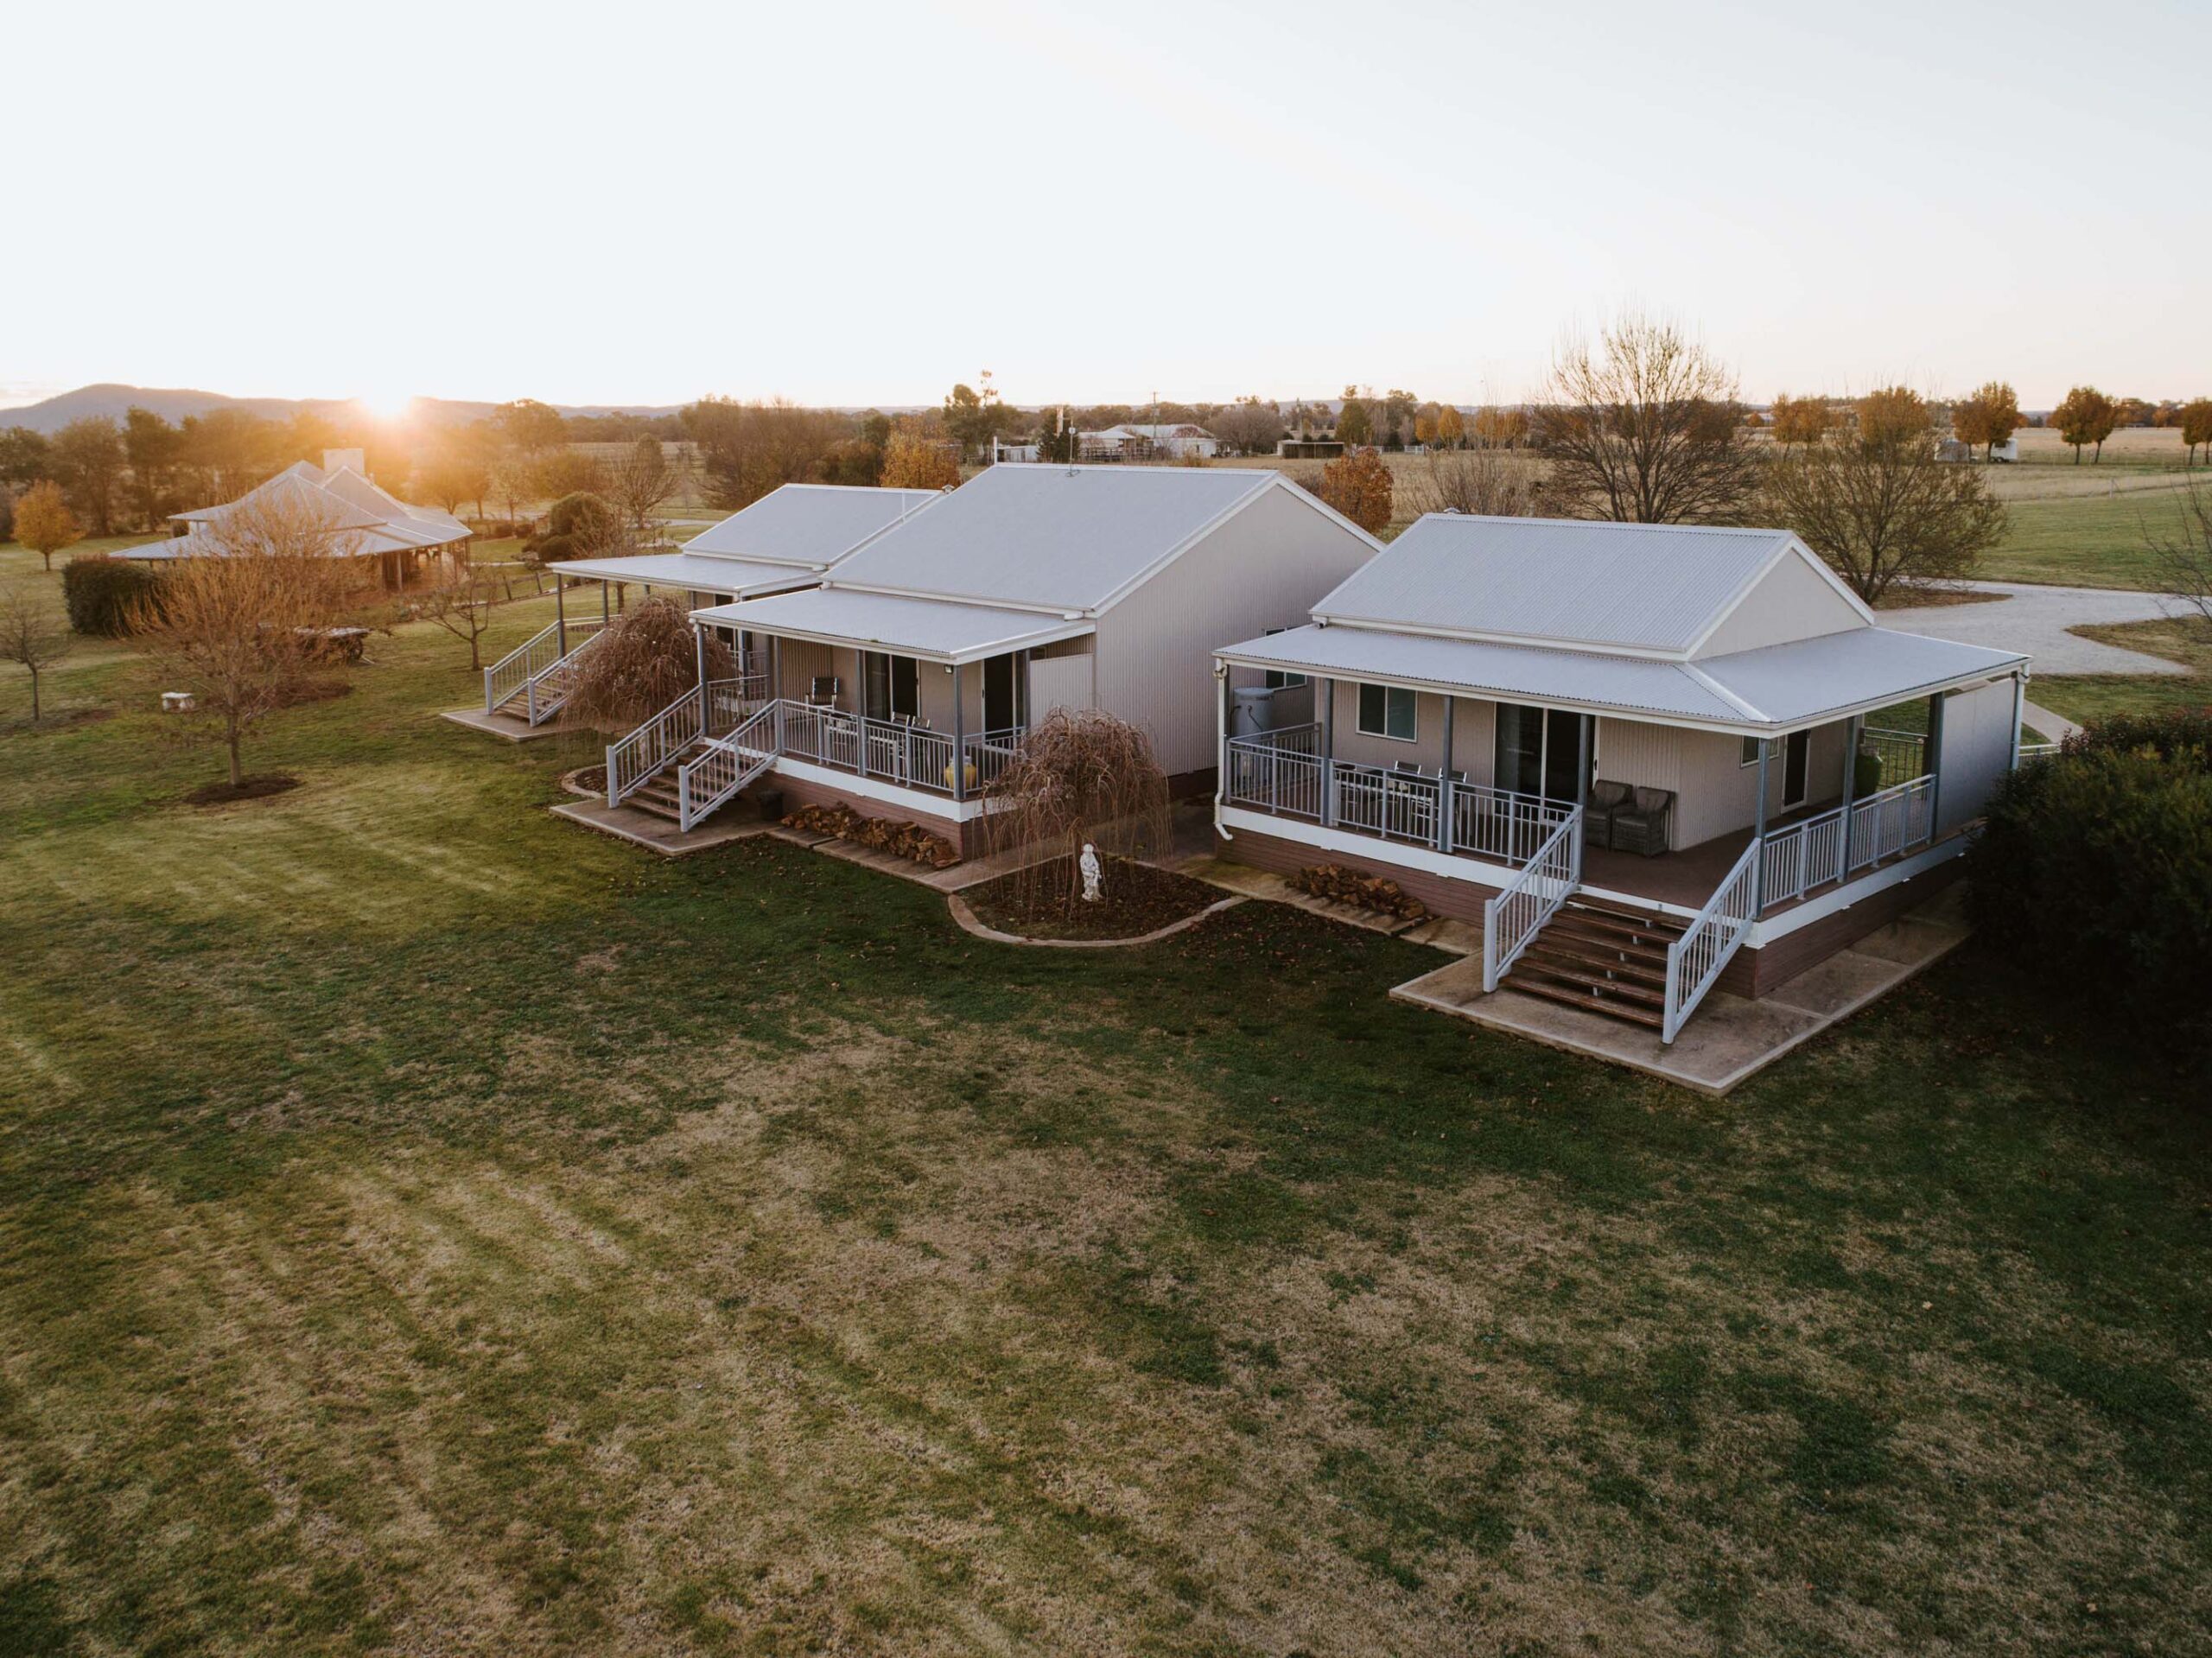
[1, 567, 2208, 1655]
[1979, 488, 2204, 589]
[2033, 616, 2212, 726]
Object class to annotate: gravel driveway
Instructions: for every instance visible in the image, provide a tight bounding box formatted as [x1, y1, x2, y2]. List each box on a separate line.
[1881, 581, 2186, 676]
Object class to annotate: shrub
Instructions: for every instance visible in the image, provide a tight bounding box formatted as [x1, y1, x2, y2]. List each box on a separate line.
[530, 532, 577, 566]
[62, 554, 165, 636]
[547, 492, 618, 546]
[2063, 706, 2212, 765]
[1966, 741, 2212, 1058]
[0, 488, 14, 543]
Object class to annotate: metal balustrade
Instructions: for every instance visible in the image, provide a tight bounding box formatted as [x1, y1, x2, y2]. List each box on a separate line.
[677, 702, 779, 831]
[1223, 725, 1325, 818]
[1481, 805, 1584, 993]
[605, 677, 764, 807]
[775, 701, 1023, 797]
[1662, 840, 1760, 1043]
[1864, 726, 1928, 790]
[1758, 773, 1936, 909]
[483, 617, 607, 717]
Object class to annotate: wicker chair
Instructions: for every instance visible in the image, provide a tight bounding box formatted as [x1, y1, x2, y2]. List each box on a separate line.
[1586, 778, 1631, 845]
[1608, 785, 1675, 856]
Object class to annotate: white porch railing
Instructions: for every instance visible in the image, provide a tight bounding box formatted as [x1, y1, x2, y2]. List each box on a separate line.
[1224, 724, 1325, 818]
[483, 617, 607, 715]
[1481, 804, 1584, 993]
[605, 676, 768, 807]
[2017, 741, 2061, 762]
[520, 625, 609, 726]
[1662, 839, 1760, 1043]
[1758, 772, 1936, 910]
[677, 702, 780, 831]
[773, 700, 1022, 797]
[1449, 783, 1578, 863]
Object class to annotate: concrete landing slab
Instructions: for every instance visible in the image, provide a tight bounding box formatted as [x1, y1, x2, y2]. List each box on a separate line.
[1389, 888, 1972, 1096]
[550, 797, 771, 856]
[1397, 917, 1483, 956]
[441, 707, 592, 743]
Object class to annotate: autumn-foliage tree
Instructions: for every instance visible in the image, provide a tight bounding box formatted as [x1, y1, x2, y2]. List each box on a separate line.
[880, 431, 960, 491]
[1769, 392, 1836, 449]
[2178, 398, 2212, 467]
[2050, 385, 2120, 464]
[1318, 448, 1394, 535]
[1334, 389, 1373, 448]
[128, 491, 362, 791]
[14, 480, 83, 571]
[1536, 312, 1764, 524]
[1765, 387, 2006, 604]
[1952, 381, 2022, 461]
[1471, 406, 1528, 448]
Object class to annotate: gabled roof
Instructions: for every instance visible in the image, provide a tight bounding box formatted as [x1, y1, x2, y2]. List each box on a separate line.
[683, 484, 941, 567]
[1313, 514, 1871, 659]
[166, 460, 468, 553]
[690, 587, 1092, 664]
[823, 463, 1302, 613]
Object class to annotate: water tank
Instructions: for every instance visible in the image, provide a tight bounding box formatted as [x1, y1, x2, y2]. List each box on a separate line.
[1230, 687, 1274, 738]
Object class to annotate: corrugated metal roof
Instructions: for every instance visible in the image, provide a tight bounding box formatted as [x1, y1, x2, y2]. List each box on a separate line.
[546, 552, 815, 594]
[1218, 622, 2022, 732]
[1314, 515, 1796, 654]
[1699, 627, 2024, 725]
[692, 586, 1092, 664]
[683, 484, 939, 566]
[164, 464, 467, 550]
[828, 463, 1278, 611]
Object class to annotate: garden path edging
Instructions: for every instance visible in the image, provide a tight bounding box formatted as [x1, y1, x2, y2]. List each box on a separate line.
[946, 892, 1247, 950]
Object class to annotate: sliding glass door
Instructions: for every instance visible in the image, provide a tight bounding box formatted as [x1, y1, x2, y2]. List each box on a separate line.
[1493, 703, 1584, 804]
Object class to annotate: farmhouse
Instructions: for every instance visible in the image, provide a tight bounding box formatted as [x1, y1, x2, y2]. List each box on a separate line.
[480, 484, 939, 729]
[124, 448, 471, 588]
[1212, 514, 2029, 1040]
[604, 464, 1379, 847]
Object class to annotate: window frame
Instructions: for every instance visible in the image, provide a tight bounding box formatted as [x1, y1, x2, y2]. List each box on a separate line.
[1355, 681, 1418, 743]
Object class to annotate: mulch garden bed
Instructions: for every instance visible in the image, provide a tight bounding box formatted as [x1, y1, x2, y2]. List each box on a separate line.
[184, 773, 302, 807]
[569, 765, 608, 797]
[963, 854, 1222, 941]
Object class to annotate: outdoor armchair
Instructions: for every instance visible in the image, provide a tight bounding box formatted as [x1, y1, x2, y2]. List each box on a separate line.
[1586, 778, 1631, 843]
[1608, 785, 1675, 856]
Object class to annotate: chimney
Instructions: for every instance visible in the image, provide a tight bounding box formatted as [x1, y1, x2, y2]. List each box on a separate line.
[322, 447, 366, 478]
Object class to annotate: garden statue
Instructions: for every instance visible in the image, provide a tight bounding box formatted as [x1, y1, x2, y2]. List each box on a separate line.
[1079, 842, 1103, 903]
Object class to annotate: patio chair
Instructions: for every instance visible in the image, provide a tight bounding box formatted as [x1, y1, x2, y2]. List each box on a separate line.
[1586, 778, 1631, 844]
[1608, 785, 1675, 857]
[807, 676, 841, 706]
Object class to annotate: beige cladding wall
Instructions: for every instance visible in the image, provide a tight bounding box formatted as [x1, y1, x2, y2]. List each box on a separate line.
[1094, 484, 1377, 776]
[1694, 550, 1864, 657]
[1312, 684, 1500, 786]
[1595, 715, 1853, 850]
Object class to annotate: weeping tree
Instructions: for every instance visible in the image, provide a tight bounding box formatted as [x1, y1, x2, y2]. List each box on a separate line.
[561, 594, 734, 730]
[982, 708, 1170, 914]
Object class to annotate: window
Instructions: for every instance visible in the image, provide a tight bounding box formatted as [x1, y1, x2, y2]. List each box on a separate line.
[1357, 682, 1417, 742]
[861, 651, 918, 721]
[1262, 626, 1307, 691]
[1741, 736, 1761, 767]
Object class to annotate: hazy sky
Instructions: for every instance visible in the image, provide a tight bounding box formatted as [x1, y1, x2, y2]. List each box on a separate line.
[6, 0, 2206, 411]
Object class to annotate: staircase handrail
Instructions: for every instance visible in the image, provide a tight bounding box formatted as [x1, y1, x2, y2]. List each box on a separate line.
[1662, 838, 1760, 1044]
[677, 701, 780, 831]
[1482, 803, 1583, 992]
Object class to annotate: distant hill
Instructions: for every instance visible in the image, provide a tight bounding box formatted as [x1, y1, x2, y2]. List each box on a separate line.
[0, 384, 690, 435]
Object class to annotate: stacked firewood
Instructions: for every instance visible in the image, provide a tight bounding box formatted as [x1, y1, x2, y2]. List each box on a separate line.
[784, 804, 959, 868]
[1287, 863, 1430, 921]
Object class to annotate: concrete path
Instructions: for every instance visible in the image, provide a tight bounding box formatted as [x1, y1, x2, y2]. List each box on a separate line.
[1882, 581, 2184, 676]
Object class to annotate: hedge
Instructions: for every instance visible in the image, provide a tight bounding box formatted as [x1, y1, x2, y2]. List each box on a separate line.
[1966, 732, 2212, 1059]
[62, 555, 165, 636]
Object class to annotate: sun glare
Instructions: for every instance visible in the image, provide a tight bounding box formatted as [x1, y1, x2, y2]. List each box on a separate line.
[357, 390, 416, 422]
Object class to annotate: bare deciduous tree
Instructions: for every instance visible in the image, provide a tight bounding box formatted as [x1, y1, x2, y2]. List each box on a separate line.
[2147, 485, 2212, 628]
[129, 492, 362, 790]
[602, 436, 685, 533]
[1536, 312, 1764, 524]
[982, 708, 1170, 917]
[1213, 397, 1285, 456]
[1765, 387, 2007, 605]
[417, 552, 507, 671]
[0, 588, 74, 722]
[1414, 446, 1539, 518]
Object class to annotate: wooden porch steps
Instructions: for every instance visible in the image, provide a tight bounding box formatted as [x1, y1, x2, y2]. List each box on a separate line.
[1502, 899, 1688, 1032]
[623, 741, 713, 823]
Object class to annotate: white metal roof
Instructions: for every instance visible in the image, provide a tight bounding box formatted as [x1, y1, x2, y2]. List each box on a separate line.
[824, 463, 1285, 612]
[164, 461, 468, 554]
[683, 484, 940, 567]
[691, 586, 1093, 664]
[1217, 623, 2022, 734]
[1313, 514, 1827, 657]
[544, 551, 817, 594]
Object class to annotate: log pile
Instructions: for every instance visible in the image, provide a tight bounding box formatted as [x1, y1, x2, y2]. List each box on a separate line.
[1287, 863, 1430, 921]
[784, 803, 959, 868]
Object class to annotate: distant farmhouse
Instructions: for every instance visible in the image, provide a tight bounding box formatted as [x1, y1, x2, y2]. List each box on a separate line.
[993, 423, 1219, 464]
[121, 448, 472, 588]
